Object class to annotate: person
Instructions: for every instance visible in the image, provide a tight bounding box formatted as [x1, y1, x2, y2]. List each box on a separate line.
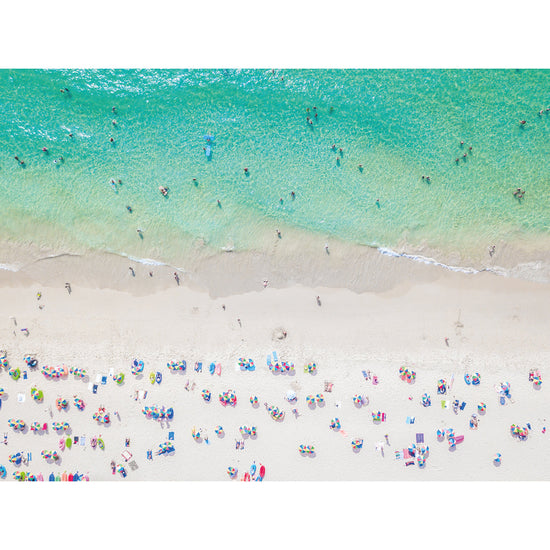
[263, 280, 268, 288]
[109, 137, 114, 143]
[520, 120, 526, 125]
[42, 147, 48, 153]
[222, 304, 226, 311]
[244, 167, 249, 174]
[316, 296, 321, 306]
[237, 318, 242, 327]
[137, 228, 143, 237]
[290, 191, 295, 199]
[324, 243, 329, 253]
[126, 205, 132, 213]
[174, 272, 180, 285]
[149, 271, 153, 277]
[276, 229, 281, 238]
[112, 120, 117, 126]
[217, 199, 221, 207]
[65, 283, 71, 294]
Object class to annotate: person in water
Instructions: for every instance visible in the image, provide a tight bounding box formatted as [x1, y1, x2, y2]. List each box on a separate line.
[126, 206, 133, 213]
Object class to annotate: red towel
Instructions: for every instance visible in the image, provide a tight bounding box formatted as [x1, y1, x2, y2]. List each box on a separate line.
[403, 448, 411, 458]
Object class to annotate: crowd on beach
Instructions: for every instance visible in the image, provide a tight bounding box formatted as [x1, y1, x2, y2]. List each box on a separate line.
[0, 329, 546, 481]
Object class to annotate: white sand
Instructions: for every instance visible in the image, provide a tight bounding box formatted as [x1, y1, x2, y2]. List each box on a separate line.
[0, 261, 548, 481]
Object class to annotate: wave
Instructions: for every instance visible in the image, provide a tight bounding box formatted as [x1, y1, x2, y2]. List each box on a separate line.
[377, 247, 508, 276]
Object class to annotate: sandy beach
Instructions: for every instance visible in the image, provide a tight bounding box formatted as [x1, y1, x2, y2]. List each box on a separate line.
[0, 247, 548, 482]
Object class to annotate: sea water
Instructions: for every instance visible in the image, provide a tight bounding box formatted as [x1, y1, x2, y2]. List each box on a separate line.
[1, 69, 550, 277]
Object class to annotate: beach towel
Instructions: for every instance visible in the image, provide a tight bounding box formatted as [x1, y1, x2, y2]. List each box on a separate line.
[272, 351, 278, 362]
[87, 382, 93, 392]
[17, 393, 25, 403]
[101, 376, 107, 385]
[209, 362, 216, 375]
[394, 450, 404, 459]
[168, 432, 174, 441]
[416, 433, 424, 443]
[92, 384, 98, 394]
[455, 435, 464, 444]
[215, 363, 222, 376]
[460, 402, 466, 410]
[80, 436, 86, 446]
[95, 374, 101, 383]
[381, 412, 386, 421]
[403, 448, 411, 459]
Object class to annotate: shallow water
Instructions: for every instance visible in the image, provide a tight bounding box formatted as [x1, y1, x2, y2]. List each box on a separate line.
[1, 69, 550, 278]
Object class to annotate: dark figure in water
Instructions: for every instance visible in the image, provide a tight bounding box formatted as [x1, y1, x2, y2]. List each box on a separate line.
[126, 206, 133, 213]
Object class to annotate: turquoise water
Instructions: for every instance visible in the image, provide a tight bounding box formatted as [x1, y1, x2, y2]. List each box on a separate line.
[1, 69, 550, 270]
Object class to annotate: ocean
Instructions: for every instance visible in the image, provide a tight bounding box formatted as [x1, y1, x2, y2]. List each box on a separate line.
[1, 69, 550, 279]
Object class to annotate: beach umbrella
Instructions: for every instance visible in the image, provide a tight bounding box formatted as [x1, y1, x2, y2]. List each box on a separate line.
[8, 367, 21, 380]
[316, 394, 325, 404]
[249, 395, 258, 405]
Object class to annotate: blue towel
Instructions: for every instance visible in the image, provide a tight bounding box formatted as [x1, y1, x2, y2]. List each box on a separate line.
[168, 432, 174, 441]
[209, 362, 215, 375]
[272, 351, 278, 362]
[101, 376, 107, 385]
[460, 402, 466, 410]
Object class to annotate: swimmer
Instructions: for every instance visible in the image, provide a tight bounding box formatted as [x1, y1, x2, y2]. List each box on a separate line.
[279, 197, 284, 204]
[331, 144, 336, 151]
[276, 229, 281, 238]
[358, 164, 363, 171]
[460, 141, 464, 146]
[112, 120, 117, 126]
[520, 120, 526, 125]
[129, 267, 135, 276]
[469, 146, 472, 151]
[426, 176, 431, 182]
[42, 147, 48, 153]
[244, 168, 249, 174]
[290, 191, 295, 199]
[159, 186, 168, 197]
[137, 228, 143, 235]
[324, 243, 329, 253]
[112, 107, 117, 113]
[463, 153, 467, 158]
[109, 137, 114, 142]
[14, 156, 19, 161]
[455, 158, 459, 163]
[68, 133, 73, 138]
[217, 199, 221, 207]
[375, 198, 380, 207]
[126, 206, 133, 213]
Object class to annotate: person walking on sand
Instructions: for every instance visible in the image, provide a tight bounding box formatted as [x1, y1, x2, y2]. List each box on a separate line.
[174, 272, 180, 285]
[65, 283, 71, 294]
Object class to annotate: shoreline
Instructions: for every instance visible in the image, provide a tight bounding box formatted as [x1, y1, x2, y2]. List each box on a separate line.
[1, 225, 550, 298]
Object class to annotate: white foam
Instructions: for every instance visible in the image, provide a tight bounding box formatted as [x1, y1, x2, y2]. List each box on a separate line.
[377, 246, 510, 277]
[0, 263, 20, 272]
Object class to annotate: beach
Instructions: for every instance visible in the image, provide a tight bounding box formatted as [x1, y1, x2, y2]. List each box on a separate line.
[1, 248, 548, 481]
